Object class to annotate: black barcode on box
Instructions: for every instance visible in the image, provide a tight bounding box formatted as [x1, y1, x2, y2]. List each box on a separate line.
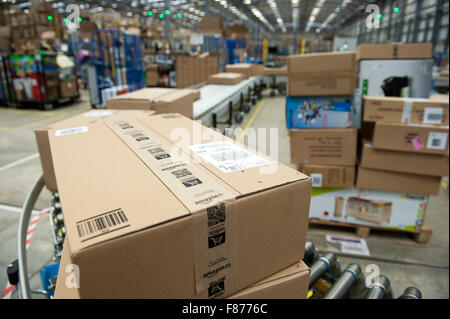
[431, 138, 442, 147]
[76, 209, 128, 239]
[119, 122, 133, 130]
[131, 133, 149, 142]
[427, 114, 442, 121]
[210, 150, 250, 162]
[171, 168, 192, 179]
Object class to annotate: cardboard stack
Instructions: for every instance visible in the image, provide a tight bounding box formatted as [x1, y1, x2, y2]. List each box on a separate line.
[105, 87, 201, 118]
[225, 63, 264, 78]
[287, 52, 359, 189]
[207, 72, 245, 85]
[199, 16, 224, 35]
[145, 64, 159, 87]
[46, 112, 312, 298]
[176, 52, 219, 88]
[358, 96, 449, 197]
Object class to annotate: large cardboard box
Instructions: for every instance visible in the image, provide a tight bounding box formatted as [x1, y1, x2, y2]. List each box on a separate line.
[224, 24, 248, 40]
[263, 66, 287, 76]
[225, 63, 254, 79]
[34, 110, 155, 191]
[287, 52, 356, 96]
[59, 79, 77, 98]
[290, 128, 357, 166]
[299, 164, 355, 188]
[207, 73, 245, 85]
[356, 167, 441, 196]
[309, 188, 428, 231]
[372, 122, 449, 155]
[361, 143, 449, 177]
[286, 95, 357, 129]
[54, 241, 310, 299]
[49, 113, 312, 298]
[200, 16, 224, 34]
[106, 88, 200, 118]
[363, 96, 449, 125]
[356, 43, 432, 61]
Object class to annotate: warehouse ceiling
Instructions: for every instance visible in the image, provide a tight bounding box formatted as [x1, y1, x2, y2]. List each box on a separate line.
[4, 0, 378, 35]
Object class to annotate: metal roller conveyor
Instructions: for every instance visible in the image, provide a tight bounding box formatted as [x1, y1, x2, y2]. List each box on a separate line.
[309, 253, 337, 288]
[364, 275, 391, 299]
[398, 287, 422, 299]
[323, 263, 361, 299]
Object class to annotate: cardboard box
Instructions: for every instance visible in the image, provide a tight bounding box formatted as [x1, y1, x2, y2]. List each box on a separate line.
[287, 52, 356, 96]
[207, 73, 245, 85]
[200, 16, 224, 34]
[60, 79, 77, 97]
[225, 63, 253, 79]
[429, 94, 449, 101]
[372, 122, 449, 155]
[356, 43, 432, 61]
[356, 167, 442, 196]
[290, 128, 357, 166]
[361, 142, 449, 177]
[309, 188, 428, 231]
[224, 24, 248, 40]
[49, 113, 312, 298]
[299, 164, 355, 188]
[286, 95, 357, 129]
[363, 96, 449, 125]
[263, 66, 287, 76]
[54, 240, 310, 299]
[34, 110, 155, 191]
[106, 88, 200, 118]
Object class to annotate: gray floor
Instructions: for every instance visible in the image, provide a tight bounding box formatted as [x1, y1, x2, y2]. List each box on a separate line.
[0, 90, 448, 299]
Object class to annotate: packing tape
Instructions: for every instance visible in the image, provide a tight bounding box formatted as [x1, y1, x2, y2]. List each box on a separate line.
[289, 70, 352, 81]
[401, 98, 414, 124]
[107, 120, 237, 298]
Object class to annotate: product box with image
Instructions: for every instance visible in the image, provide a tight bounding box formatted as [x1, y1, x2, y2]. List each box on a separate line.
[309, 188, 428, 232]
[286, 95, 359, 129]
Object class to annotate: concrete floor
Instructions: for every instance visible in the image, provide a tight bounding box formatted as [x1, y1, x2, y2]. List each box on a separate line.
[0, 89, 448, 299]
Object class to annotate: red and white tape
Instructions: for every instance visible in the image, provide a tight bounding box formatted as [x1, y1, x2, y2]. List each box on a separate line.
[2, 208, 49, 299]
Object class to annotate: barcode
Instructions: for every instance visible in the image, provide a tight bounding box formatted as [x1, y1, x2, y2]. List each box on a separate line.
[312, 177, 321, 185]
[148, 147, 165, 154]
[119, 122, 133, 129]
[131, 133, 149, 142]
[427, 113, 442, 121]
[431, 138, 441, 147]
[310, 173, 323, 187]
[210, 150, 250, 162]
[148, 146, 171, 160]
[171, 168, 192, 179]
[76, 209, 128, 238]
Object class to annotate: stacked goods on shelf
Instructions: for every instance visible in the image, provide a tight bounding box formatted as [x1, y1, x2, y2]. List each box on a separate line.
[105, 87, 201, 118]
[207, 72, 245, 85]
[176, 52, 219, 88]
[287, 52, 359, 190]
[34, 109, 156, 191]
[48, 113, 312, 298]
[358, 96, 449, 197]
[200, 16, 224, 35]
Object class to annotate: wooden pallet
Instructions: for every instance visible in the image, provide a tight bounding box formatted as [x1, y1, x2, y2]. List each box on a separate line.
[309, 218, 432, 244]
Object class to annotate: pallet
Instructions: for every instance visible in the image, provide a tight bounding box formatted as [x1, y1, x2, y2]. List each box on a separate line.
[309, 218, 432, 244]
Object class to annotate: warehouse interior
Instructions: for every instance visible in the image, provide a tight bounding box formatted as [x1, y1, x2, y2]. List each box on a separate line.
[0, 0, 449, 302]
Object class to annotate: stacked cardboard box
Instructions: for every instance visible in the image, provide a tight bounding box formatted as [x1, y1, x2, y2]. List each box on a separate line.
[176, 52, 219, 88]
[224, 24, 248, 40]
[105, 87, 201, 118]
[358, 96, 449, 197]
[207, 72, 245, 85]
[200, 16, 224, 35]
[225, 63, 264, 78]
[145, 64, 159, 87]
[287, 52, 359, 189]
[46, 112, 311, 298]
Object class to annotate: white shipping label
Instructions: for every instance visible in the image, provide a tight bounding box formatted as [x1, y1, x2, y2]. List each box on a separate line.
[427, 132, 448, 150]
[83, 110, 115, 117]
[326, 235, 371, 256]
[423, 107, 444, 124]
[311, 173, 323, 187]
[55, 126, 88, 137]
[188, 141, 271, 173]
